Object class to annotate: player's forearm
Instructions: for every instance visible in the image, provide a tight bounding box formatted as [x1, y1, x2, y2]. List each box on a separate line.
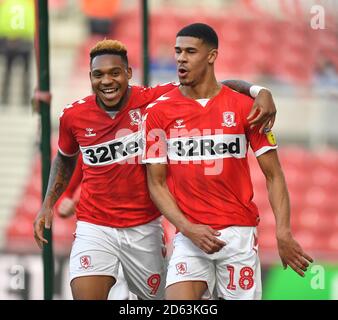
[148, 180, 192, 234]
[221, 80, 254, 96]
[64, 157, 82, 196]
[266, 172, 292, 237]
[42, 152, 77, 210]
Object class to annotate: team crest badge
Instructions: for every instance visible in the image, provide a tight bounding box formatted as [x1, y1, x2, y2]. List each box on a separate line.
[129, 109, 142, 126]
[80, 255, 91, 269]
[222, 112, 236, 127]
[176, 262, 187, 275]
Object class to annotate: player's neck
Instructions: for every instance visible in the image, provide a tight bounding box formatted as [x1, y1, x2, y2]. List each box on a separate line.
[180, 74, 221, 100]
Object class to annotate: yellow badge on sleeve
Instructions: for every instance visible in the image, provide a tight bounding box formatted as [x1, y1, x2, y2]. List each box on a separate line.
[266, 130, 277, 145]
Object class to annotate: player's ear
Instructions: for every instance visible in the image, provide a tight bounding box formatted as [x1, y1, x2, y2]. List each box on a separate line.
[127, 67, 132, 80]
[208, 48, 218, 64]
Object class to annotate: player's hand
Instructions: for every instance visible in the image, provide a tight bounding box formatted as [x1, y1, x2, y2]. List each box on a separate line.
[277, 231, 314, 277]
[57, 197, 75, 218]
[247, 89, 276, 134]
[33, 207, 53, 249]
[182, 224, 226, 254]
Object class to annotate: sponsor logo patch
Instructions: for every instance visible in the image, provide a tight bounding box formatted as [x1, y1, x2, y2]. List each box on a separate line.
[265, 130, 277, 145]
[80, 131, 142, 166]
[85, 128, 96, 137]
[174, 119, 186, 129]
[168, 134, 246, 161]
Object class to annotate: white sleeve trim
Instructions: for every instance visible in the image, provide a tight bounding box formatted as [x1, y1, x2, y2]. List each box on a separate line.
[58, 147, 79, 157]
[142, 157, 167, 164]
[254, 145, 278, 157]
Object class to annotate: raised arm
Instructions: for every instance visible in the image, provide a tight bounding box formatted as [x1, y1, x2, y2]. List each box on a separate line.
[33, 151, 77, 248]
[257, 150, 313, 276]
[146, 163, 225, 254]
[221, 80, 276, 133]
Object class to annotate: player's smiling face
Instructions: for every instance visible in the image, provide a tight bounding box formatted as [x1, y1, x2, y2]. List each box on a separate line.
[175, 36, 217, 86]
[90, 54, 132, 109]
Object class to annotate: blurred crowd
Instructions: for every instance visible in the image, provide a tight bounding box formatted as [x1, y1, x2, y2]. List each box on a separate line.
[0, 0, 34, 106]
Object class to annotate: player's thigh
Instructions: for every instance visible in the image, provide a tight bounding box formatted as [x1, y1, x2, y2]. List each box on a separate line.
[216, 226, 262, 300]
[108, 265, 131, 300]
[71, 275, 116, 300]
[166, 281, 208, 300]
[120, 218, 167, 300]
[166, 233, 215, 300]
[69, 221, 120, 296]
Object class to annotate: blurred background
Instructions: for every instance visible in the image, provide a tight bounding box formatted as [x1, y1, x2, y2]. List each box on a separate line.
[0, 0, 337, 299]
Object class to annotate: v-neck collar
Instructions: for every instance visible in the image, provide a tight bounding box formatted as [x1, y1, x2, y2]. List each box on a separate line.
[195, 98, 210, 107]
[176, 85, 225, 110]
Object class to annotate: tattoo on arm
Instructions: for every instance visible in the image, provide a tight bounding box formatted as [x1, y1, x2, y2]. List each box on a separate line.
[44, 152, 77, 208]
[221, 79, 253, 96]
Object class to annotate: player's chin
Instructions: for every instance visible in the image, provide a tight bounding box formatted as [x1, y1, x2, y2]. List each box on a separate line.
[179, 78, 193, 86]
[100, 94, 121, 108]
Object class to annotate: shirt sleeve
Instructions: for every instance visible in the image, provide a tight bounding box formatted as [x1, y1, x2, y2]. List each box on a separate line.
[64, 155, 83, 197]
[141, 82, 177, 104]
[142, 106, 168, 164]
[241, 97, 278, 157]
[58, 108, 79, 157]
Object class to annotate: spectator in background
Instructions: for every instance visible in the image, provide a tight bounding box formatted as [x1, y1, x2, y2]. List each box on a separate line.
[81, 0, 121, 38]
[310, 57, 338, 147]
[0, 0, 34, 106]
[314, 58, 338, 92]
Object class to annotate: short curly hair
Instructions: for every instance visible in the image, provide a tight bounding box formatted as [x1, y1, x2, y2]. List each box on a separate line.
[90, 39, 128, 66]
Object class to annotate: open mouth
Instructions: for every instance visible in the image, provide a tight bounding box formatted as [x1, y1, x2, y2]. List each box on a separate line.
[101, 87, 119, 100]
[178, 67, 188, 78]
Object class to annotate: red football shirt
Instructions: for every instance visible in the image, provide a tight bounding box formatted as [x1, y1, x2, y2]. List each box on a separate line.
[143, 85, 278, 229]
[58, 83, 177, 228]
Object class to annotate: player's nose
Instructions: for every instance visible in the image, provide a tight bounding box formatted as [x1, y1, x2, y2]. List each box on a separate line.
[101, 74, 114, 85]
[176, 52, 187, 63]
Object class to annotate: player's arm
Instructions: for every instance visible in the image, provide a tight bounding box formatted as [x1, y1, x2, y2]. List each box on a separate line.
[221, 80, 276, 133]
[56, 155, 83, 218]
[256, 150, 314, 276]
[33, 151, 77, 248]
[146, 163, 226, 254]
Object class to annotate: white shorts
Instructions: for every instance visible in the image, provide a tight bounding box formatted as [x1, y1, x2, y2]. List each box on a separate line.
[69, 218, 167, 300]
[166, 226, 262, 300]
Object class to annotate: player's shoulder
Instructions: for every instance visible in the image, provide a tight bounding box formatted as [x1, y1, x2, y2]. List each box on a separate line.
[145, 87, 181, 112]
[222, 85, 254, 104]
[59, 95, 95, 118]
[68, 95, 96, 110]
[221, 85, 254, 114]
[132, 82, 178, 96]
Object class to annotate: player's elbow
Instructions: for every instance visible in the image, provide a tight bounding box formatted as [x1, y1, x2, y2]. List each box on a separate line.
[264, 169, 286, 188]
